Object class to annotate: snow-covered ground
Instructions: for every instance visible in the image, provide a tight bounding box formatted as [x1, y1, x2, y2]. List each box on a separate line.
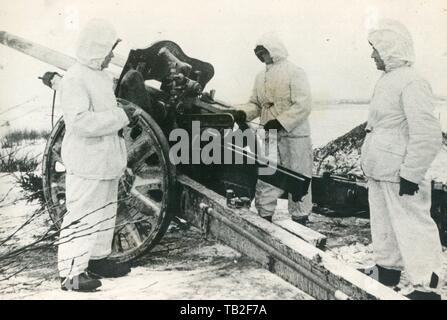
[0, 174, 311, 300]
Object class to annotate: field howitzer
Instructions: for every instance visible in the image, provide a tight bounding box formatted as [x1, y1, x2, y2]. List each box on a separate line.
[1, 31, 312, 262]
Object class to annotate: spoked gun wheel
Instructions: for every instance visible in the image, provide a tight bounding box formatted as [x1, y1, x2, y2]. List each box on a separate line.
[42, 101, 176, 262]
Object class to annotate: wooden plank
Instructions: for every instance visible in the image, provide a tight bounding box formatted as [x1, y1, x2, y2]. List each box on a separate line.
[177, 174, 406, 300]
[274, 219, 327, 249]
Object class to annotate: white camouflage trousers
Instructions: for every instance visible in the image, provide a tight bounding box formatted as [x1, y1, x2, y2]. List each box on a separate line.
[368, 178, 443, 292]
[255, 180, 312, 218]
[255, 134, 313, 219]
[58, 175, 119, 278]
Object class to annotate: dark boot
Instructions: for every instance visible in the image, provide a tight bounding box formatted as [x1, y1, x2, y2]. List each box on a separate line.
[60, 272, 102, 292]
[292, 216, 309, 226]
[377, 265, 401, 286]
[405, 290, 441, 300]
[88, 259, 131, 278]
[358, 265, 401, 287]
[262, 216, 273, 223]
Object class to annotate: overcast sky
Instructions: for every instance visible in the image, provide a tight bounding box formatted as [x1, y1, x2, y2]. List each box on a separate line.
[0, 0, 446, 109]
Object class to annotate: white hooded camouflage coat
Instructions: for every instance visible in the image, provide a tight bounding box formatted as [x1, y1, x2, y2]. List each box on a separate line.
[240, 33, 313, 178]
[60, 19, 129, 180]
[361, 19, 442, 184]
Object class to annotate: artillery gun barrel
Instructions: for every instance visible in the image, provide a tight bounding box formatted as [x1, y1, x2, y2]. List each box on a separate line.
[0, 31, 76, 71]
[0, 31, 126, 71]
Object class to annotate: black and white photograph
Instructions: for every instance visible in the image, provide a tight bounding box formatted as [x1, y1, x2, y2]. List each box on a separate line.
[0, 0, 446, 303]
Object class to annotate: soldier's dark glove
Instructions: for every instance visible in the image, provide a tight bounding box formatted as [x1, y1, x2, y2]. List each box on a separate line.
[399, 177, 419, 196]
[121, 103, 142, 127]
[227, 109, 247, 123]
[264, 119, 284, 131]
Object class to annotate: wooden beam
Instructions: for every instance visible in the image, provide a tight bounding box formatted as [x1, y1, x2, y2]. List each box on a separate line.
[177, 174, 406, 300]
[274, 219, 327, 249]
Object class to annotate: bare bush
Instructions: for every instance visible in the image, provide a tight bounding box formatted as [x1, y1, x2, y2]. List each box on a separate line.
[1, 129, 50, 148]
[0, 147, 40, 173]
[14, 172, 45, 206]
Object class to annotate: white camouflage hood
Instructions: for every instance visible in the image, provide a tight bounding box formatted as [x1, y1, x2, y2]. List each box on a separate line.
[256, 33, 289, 63]
[368, 19, 415, 72]
[75, 19, 117, 70]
